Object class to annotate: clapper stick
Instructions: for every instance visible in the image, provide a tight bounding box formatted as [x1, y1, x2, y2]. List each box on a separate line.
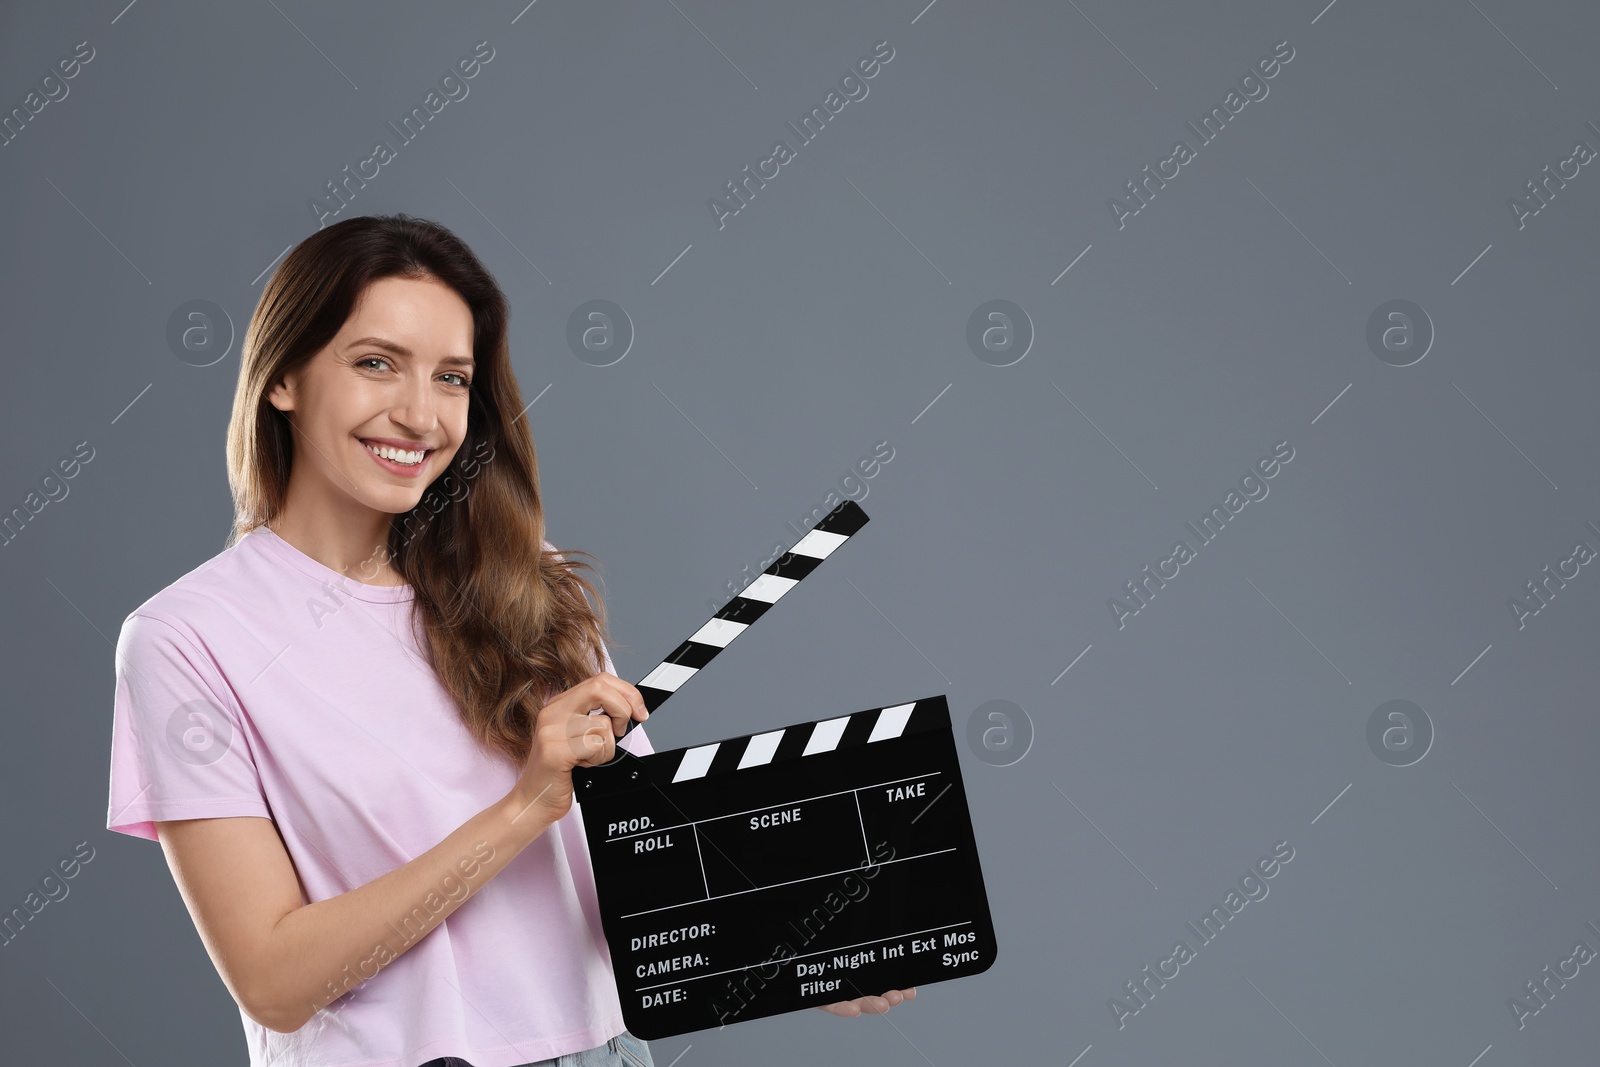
[604, 499, 870, 753]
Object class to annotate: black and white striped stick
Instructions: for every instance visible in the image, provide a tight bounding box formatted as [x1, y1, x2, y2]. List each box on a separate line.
[613, 499, 869, 743]
[625, 694, 941, 790]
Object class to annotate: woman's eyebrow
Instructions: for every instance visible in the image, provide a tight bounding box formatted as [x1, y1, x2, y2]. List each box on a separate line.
[346, 335, 474, 367]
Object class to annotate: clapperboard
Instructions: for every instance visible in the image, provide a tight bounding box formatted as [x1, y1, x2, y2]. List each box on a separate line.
[573, 500, 997, 1039]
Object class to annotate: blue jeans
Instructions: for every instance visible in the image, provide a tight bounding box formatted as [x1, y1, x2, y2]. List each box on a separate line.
[422, 1030, 653, 1067]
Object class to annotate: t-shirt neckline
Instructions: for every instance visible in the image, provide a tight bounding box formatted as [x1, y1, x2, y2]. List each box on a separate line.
[249, 526, 416, 603]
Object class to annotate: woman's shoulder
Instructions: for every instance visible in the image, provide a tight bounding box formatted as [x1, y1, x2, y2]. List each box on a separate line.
[119, 530, 275, 648]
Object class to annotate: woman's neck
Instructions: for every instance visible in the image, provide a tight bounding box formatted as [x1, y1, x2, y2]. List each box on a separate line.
[267, 510, 406, 586]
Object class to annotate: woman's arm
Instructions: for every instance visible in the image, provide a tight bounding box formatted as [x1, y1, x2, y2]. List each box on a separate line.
[156, 672, 645, 1035]
[157, 785, 554, 1034]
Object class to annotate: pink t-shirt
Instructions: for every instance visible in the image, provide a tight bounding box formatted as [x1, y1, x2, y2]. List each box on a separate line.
[105, 525, 653, 1067]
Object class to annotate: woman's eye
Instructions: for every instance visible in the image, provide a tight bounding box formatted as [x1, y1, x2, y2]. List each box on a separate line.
[357, 356, 391, 372]
[442, 373, 471, 387]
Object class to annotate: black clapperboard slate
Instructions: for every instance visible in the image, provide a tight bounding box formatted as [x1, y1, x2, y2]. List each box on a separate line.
[573, 500, 997, 1039]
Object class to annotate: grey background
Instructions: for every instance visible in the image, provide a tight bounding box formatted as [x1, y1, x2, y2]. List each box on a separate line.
[2, 0, 1597, 1065]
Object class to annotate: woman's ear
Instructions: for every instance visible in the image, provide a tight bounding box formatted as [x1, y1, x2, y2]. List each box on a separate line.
[266, 371, 296, 413]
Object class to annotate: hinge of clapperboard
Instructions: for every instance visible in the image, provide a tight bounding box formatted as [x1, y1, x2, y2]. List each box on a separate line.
[588, 498, 870, 770]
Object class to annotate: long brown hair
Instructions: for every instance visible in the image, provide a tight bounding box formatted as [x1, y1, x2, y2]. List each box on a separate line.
[225, 212, 612, 766]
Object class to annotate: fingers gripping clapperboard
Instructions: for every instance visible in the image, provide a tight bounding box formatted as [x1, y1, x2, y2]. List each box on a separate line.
[572, 500, 998, 1039]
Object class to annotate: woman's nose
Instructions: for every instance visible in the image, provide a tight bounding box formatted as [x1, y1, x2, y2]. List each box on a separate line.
[391, 377, 439, 435]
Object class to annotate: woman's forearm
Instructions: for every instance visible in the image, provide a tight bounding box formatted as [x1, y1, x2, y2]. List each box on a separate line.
[254, 786, 557, 1033]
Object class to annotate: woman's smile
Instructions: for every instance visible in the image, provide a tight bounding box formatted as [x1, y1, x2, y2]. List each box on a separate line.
[359, 437, 434, 477]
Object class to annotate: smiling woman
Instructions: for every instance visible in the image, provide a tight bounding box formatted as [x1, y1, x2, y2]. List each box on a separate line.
[108, 214, 662, 1067]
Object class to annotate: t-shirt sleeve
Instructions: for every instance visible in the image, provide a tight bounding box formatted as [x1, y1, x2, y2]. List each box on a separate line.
[106, 612, 273, 841]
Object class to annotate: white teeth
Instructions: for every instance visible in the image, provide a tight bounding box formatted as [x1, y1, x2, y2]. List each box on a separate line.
[363, 442, 426, 466]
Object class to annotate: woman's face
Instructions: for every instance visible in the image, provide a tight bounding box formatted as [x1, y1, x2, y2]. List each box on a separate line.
[268, 274, 475, 521]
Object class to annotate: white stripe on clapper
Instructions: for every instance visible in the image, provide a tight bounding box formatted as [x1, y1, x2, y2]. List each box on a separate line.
[736, 729, 786, 769]
[868, 702, 916, 742]
[639, 661, 698, 692]
[737, 573, 799, 604]
[686, 617, 748, 648]
[672, 743, 720, 783]
[802, 715, 852, 756]
[789, 528, 849, 559]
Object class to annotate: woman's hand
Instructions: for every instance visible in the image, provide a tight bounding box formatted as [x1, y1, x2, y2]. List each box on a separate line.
[511, 673, 649, 824]
[814, 987, 916, 1017]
